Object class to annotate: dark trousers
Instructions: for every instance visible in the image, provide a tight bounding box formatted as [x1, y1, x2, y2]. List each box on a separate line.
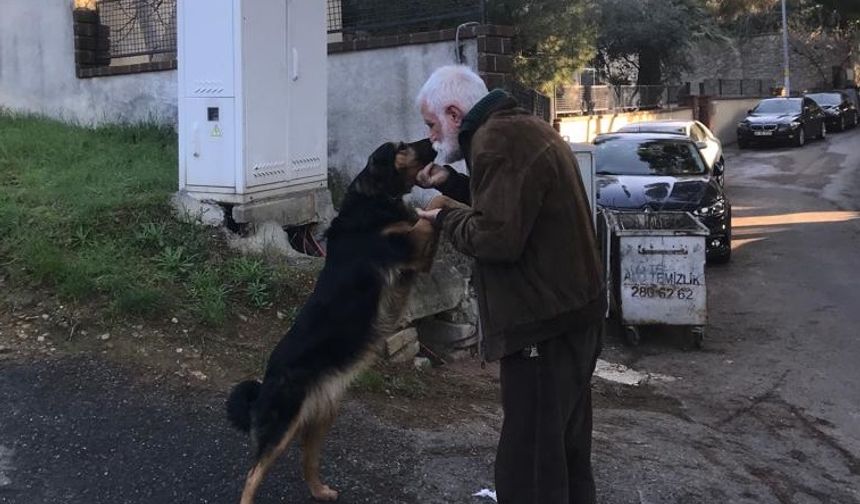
[495, 324, 602, 504]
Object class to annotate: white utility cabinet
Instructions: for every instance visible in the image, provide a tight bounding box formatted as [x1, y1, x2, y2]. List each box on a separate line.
[568, 143, 597, 226]
[178, 0, 327, 208]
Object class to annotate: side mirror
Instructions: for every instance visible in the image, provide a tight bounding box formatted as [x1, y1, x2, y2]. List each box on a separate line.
[695, 141, 708, 150]
[713, 161, 725, 176]
[748, 109, 754, 115]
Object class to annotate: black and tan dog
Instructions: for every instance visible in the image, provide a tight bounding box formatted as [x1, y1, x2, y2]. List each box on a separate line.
[226, 139, 441, 503]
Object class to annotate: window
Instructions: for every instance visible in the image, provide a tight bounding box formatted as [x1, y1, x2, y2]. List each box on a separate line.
[74, 0, 177, 77]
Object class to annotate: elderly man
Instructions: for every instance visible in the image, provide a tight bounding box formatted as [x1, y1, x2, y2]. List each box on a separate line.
[415, 65, 606, 504]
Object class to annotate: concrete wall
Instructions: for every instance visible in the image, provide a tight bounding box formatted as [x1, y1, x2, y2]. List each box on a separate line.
[0, 0, 177, 125]
[558, 108, 695, 143]
[327, 40, 477, 181]
[709, 98, 763, 146]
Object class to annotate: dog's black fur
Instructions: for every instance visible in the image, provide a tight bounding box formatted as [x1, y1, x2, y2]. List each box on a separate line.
[226, 139, 436, 503]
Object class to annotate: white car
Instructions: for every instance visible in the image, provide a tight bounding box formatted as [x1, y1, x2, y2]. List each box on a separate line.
[616, 120, 724, 184]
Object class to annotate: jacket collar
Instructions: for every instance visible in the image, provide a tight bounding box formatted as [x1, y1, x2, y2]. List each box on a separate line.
[458, 89, 518, 169]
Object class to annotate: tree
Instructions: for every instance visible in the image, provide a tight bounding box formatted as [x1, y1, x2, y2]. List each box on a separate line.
[487, 0, 597, 91]
[596, 0, 722, 86]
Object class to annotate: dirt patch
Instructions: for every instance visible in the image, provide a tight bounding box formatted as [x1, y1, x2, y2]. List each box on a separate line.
[355, 359, 502, 430]
[0, 280, 505, 430]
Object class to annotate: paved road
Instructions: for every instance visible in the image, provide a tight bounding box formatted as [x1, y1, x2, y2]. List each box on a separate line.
[594, 125, 860, 503]
[1, 127, 859, 503]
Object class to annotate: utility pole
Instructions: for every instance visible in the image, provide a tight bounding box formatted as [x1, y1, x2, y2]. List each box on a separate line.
[781, 0, 791, 96]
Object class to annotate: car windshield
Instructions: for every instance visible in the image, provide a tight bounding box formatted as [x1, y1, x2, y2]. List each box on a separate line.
[806, 93, 842, 106]
[753, 99, 801, 114]
[594, 137, 707, 176]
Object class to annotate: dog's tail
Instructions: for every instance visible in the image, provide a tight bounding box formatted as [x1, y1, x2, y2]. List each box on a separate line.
[226, 380, 261, 433]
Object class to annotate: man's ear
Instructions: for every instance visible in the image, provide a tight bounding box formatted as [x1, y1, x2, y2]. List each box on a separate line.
[445, 105, 465, 128]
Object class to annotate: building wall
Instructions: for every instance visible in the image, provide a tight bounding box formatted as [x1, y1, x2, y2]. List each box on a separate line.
[558, 108, 695, 144]
[0, 0, 178, 125]
[326, 40, 477, 181]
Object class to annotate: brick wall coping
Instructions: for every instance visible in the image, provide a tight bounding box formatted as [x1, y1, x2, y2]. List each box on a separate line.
[77, 59, 177, 79]
[328, 24, 514, 54]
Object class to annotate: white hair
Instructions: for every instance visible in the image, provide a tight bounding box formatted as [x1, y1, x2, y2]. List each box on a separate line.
[416, 65, 488, 117]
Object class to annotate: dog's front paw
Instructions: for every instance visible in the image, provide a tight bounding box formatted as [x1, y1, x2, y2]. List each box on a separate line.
[310, 484, 339, 501]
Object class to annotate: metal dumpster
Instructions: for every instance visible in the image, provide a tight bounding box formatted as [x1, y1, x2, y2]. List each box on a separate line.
[604, 210, 710, 348]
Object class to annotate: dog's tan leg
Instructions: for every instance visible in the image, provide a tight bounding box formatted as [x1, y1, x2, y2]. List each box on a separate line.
[239, 422, 301, 504]
[405, 219, 440, 273]
[302, 414, 339, 501]
[381, 221, 413, 236]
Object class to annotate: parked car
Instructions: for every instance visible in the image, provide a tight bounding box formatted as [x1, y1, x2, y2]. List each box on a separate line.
[593, 133, 732, 264]
[737, 97, 827, 148]
[805, 91, 859, 131]
[616, 120, 724, 185]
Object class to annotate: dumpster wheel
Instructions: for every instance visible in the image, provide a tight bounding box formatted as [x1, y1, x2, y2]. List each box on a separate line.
[690, 326, 705, 349]
[623, 326, 641, 346]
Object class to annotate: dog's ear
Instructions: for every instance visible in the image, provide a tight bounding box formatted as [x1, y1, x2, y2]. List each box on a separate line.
[367, 142, 400, 176]
[348, 142, 402, 196]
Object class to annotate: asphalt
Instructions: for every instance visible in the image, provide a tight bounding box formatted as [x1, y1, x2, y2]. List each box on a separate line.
[1, 127, 860, 504]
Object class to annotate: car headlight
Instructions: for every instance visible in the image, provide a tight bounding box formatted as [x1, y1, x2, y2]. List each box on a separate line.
[694, 197, 726, 218]
[737, 122, 750, 129]
[790, 121, 801, 128]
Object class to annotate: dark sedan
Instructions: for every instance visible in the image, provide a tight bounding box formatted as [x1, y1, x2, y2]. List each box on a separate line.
[737, 97, 827, 148]
[806, 92, 859, 132]
[593, 133, 731, 263]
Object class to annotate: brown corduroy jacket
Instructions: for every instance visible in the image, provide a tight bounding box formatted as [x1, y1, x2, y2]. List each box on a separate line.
[436, 90, 606, 361]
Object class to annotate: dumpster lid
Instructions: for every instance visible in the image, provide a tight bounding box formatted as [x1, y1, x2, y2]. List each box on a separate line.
[604, 210, 710, 236]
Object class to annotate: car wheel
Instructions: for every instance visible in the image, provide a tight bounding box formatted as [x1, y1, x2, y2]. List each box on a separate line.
[710, 246, 732, 265]
[839, 116, 846, 131]
[795, 127, 805, 147]
[709, 229, 732, 264]
[819, 121, 827, 140]
[854, 112, 859, 128]
[738, 139, 748, 149]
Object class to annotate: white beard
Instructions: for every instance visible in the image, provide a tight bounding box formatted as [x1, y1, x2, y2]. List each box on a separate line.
[432, 124, 463, 163]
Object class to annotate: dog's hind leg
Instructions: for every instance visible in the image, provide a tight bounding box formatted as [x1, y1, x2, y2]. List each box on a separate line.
[302, 413, 339, 501]
[239, 422, 300, 504]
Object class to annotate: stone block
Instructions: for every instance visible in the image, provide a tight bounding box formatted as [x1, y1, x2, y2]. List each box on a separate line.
[388, 339, 420, 363]
[413, 356, 432, 370]
[227, 221, 303, 258]
[385, 327, 418, 357]
[436, 295, 479, 326]
[231, 188, 335, 227]
[402, 262, 469, 324]
[171, 191, 225, 227]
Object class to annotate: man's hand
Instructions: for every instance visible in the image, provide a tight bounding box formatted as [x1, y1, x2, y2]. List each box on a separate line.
[416, 163, 450, 189]
[416, 208, 442, 223]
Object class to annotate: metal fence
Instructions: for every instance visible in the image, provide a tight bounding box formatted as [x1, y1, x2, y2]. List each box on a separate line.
[555, 85, 688, 116]
[508, 81, 552, 122]
[698, 78, 778, 97]
[96, 0, 176, 60]
[327, 0, 484, 36]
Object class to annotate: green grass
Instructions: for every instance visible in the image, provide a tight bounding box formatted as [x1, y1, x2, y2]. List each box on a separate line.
[0, 111, 313, 326]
